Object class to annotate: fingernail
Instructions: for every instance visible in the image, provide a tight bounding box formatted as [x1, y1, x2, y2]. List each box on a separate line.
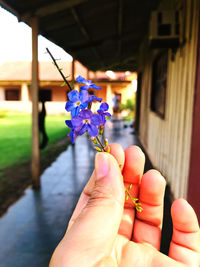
[95, 153, 110, 180]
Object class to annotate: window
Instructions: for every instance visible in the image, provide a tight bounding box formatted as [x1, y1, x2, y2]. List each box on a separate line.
[5, 89, 20, 101]
[151, 51, 168, 118]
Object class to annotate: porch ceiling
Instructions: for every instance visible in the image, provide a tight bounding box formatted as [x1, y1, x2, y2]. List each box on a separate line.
[0, 0, 160, 71]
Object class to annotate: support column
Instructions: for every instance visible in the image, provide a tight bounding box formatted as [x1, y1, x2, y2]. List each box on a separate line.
[31, 17, 40, 189]
[71, 58, 75, 84]
[106, 84, 113, 114]
[21, 83, 29, 102]
[0, 87, 5, 101]
[87, 69, 89, 80]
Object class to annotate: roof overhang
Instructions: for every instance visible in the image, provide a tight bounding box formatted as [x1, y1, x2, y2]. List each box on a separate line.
[0, 0, 161, 71]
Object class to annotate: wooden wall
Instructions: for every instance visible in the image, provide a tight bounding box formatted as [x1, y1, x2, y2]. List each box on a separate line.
[138, 0, 199, 198]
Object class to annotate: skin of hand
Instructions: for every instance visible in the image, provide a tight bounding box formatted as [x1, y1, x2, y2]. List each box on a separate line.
[49, 144, 200, 267]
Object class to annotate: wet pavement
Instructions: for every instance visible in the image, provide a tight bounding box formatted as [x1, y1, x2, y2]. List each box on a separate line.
[0, 120, 153, 267]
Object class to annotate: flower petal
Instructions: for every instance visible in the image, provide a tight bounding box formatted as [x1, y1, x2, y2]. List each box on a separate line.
[68, 129, 76, 144]
[80, 102, 88, 109]
[100, 102, 109, 111]
[68, 90, 79, 102]
[79, 109, 93, 119]
[76, 75, 88, 84]
[88, 95, 102, 102]
[104, 112, 111, 117]
[87, 124, 98, 137]
[79, 90, 89, 102]
[97, 109, 103, 114]
[90, 83, 102, 90]
[91, 114, 101, 126]
[79, 124, 87, 135]
[71, 106, 80, 117]
[65, 120, 73, 128]
[80, 85, 89, 90]
[71, 116, 83, 127]
[65, 101, 74, 111]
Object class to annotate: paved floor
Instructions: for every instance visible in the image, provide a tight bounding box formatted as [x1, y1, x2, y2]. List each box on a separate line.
[0, 120, 152, 267]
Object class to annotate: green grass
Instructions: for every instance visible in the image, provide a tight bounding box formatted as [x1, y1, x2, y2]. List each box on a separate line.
[0, 111, 69, 170]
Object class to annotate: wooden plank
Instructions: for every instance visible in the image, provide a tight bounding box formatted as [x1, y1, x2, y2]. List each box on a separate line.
[71, 59, 75, 84]
[138, 0, 199, 200]
[188, 0, 200, 220]
[31, 17, 40, 189]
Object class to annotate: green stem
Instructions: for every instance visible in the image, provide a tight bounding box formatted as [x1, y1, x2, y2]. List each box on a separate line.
[124, 187, 135, 200]
[96, 136, 105, 152]
[124, 186, 142, 211]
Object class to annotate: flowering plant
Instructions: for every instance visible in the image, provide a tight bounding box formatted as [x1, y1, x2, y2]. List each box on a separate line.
[47, 48, 142, 211]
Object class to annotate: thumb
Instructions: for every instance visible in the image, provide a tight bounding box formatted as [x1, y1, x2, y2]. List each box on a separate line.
[66, 152, 125, 258]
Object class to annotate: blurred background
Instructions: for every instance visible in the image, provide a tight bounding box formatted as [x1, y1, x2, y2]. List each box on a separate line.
[0, 0, 199, 266]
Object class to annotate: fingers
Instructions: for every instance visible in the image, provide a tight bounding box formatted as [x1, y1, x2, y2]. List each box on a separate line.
[62, 152, 125, 261]
[67, 143, 125, 230]
[123, 146, 145, 185]
[169, 199, 200, 266]
[118, 146, 145, 240]
[132, 170, 166, 250]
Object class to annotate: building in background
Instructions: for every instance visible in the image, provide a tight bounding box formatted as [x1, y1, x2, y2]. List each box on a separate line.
[0, 61, 136, 115]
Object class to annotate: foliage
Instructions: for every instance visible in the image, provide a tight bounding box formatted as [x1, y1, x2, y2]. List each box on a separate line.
[120, 98, 135, 112]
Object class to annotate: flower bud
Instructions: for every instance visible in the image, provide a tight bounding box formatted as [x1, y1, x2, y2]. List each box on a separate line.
[104, 138, 108, 147]
[90, 137, 98, 144]
[128, 184, 132, 190]
[99, 126, 104, 136]
[94, 146, 102, 152]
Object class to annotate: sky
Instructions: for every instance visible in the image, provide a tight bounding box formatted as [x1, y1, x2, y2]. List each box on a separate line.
[0, 7, 72, 66]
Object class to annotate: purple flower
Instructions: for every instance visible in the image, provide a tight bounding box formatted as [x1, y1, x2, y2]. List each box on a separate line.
[71, 110, 101, 137]
[97, 103, 111, 125]
[76, 75, 102, 90]
[65, 120, 81, 144]
[65, 90, 89, 117]
[88, 95, 102, 102]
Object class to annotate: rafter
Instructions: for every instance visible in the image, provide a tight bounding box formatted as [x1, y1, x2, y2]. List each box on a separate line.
[0, 0, 20, 19]
[102, 55, 137, 71]
[70, 7, 104, 68]
[62, 31, 141, 53]
[35, 0, 89, 17]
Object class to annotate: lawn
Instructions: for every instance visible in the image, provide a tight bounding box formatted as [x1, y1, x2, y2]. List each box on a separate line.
[0, 111, 69, 170]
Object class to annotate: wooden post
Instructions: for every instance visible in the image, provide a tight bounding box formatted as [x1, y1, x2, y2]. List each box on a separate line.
[31, 17, 40, 189]
[71, 58, 75, 84]
[87, 69, 89, 80]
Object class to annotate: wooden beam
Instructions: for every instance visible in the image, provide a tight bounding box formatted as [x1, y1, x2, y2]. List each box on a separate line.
[35, 0, 89, 17]
[71, 59, 75, 84]
[0, 0, 20, 19]
[31, 17, 40, 189]
[70, 7, 104, 68]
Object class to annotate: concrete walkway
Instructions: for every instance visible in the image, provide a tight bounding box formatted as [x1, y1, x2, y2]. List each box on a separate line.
[0, 120, 152, 267]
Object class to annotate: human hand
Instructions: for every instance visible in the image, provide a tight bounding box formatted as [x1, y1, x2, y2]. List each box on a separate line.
[49, 144, 200, 267]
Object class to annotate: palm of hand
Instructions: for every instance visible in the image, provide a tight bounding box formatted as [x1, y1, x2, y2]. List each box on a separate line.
[50, 144, 200, 267]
